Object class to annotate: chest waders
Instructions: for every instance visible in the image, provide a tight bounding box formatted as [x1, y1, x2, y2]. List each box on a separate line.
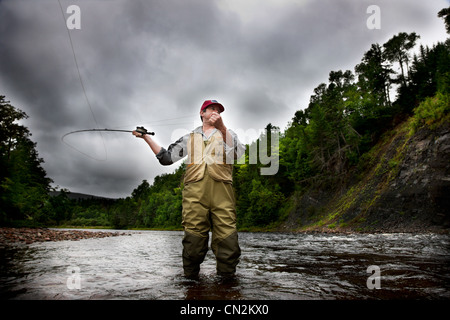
[181, 131, 241, 278]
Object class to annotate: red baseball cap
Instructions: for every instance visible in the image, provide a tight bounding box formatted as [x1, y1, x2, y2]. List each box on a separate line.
[200, 100, 224, 113]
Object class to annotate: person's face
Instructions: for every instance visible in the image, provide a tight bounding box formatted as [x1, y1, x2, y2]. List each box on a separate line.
[201, 105, 222, 122]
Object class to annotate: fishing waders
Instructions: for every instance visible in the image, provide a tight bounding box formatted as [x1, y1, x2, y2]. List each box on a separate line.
[181, 131, 241, 278]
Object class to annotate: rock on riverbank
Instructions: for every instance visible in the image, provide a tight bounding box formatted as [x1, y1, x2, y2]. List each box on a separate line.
[0, 227, 130, 244]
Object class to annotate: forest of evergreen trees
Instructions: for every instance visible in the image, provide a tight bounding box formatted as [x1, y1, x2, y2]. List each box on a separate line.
[1, 8, 449, 230]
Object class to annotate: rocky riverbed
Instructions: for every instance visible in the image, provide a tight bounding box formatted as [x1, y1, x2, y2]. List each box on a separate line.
[0, 227, 130, 244]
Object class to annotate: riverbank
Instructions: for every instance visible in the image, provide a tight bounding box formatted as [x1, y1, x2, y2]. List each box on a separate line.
[1, 225, 448, 247]
[281, 122, 450, 234]
[0, 227, 131, 244]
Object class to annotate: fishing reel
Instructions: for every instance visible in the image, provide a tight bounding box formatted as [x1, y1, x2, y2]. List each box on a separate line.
[136, 126, 155, 136]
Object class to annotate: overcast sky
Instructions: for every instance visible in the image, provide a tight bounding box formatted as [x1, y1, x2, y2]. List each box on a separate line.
[0, 0, 448, 198]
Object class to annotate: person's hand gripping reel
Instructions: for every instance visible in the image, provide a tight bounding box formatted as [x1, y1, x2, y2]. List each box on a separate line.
[134, 126, 155, 137]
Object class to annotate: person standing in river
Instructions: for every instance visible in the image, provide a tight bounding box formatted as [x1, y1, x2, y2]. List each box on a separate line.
[133, 100, 245, 279]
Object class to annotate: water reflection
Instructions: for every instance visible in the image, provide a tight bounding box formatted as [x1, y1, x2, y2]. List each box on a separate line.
[0, 231, 449, 300]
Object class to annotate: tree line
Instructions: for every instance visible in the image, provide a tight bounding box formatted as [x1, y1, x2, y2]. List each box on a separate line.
[1, 8, 449, 230]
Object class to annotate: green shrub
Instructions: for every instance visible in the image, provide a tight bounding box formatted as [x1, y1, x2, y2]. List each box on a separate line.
[410, 92, 450, 133]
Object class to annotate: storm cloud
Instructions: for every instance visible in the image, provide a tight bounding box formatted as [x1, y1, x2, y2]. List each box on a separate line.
[0, 0, 447, 198]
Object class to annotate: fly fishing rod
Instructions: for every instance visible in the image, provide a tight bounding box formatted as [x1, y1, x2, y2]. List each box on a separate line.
[62, 126, 155, 139]
[61, 126, 155, 160]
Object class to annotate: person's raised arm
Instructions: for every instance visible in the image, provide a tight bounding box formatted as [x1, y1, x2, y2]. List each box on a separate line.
[133, 130, 188, 166]
[133, 130, 161, 155]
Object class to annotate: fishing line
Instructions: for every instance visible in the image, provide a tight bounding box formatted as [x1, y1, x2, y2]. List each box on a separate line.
[149, 121, 197, 127]
[107, 114, 198, 130]
[58, 0, 108, 160]
[57, 2, 197, 160]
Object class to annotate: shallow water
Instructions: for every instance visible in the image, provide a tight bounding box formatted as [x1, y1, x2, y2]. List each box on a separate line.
[0, 230, 449, 300]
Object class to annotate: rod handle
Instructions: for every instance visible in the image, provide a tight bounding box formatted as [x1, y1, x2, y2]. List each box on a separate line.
[136, 126, 155, 136]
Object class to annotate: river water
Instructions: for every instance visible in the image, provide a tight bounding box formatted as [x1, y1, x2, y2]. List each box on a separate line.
[0, 230, 449, 300]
